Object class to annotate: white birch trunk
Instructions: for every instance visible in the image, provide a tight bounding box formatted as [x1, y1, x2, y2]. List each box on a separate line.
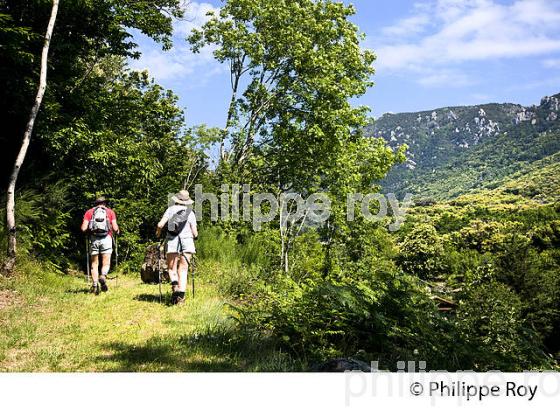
[3, 0, 60, 274]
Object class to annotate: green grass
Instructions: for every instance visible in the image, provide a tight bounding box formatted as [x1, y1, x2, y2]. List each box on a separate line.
[0, 260, 302, 372]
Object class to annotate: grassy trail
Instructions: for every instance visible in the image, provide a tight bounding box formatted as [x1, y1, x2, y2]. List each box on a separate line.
[0, 261, 296, 372]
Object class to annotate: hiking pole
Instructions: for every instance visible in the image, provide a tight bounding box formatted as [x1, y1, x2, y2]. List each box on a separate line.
[158, 240, 164, 304]
[113, 234, 119, 288]
[191, 255, 196, 299]
[85, 236, 90, 284]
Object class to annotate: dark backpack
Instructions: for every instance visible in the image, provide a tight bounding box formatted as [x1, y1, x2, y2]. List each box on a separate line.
[167, 207, 192, 237]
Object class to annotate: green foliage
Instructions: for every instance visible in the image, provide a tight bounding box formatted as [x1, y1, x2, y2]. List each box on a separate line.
[455, 282, 551, 370]
[197, 226, 278, 268]
[4, 59, 206, 265]
[197, 227, 278, 298]
[233, 178, 560, 370]
[1, 0, 185, 181]
[236, 264, 453, 367]
[189, 0, 403, 281]
[398, 224, 446, 279]
[1, 0, 205, 267]
[452, 220, 529, 253]
[1, 181, 72, 267]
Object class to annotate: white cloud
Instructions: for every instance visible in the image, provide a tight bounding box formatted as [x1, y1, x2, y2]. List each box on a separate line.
[417, 69, 474, 87]
[543, 58, 560, 69]
[371, 0, 560, 87]
[380, 14, 430, 38]
[131, 48, 191, 80]
[174, 2, 219, 37]
[129, 2, 222, 84]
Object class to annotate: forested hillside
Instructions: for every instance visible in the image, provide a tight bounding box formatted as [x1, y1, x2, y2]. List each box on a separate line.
[369, 94, 560, 200]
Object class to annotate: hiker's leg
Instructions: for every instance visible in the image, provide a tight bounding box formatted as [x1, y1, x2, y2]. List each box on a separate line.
[99, 235, 112, 277]
[97, 236, 113, 292]
[166, 253, 179, 284]
[90, 254, 99, 284]
[90, 238, 100, 285]
[178, 253, 192, 293]
[100, 252, 111, 277]
[99, 252, 111, 292]
[98, 252, 111, 292]
[167, 252, 180, 303]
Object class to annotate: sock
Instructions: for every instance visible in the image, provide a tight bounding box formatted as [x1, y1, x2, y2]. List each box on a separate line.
[169, 271, 179, 283]
[179, 270, 188, 293]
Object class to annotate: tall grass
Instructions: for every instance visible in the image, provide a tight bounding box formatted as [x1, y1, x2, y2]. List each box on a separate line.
[196, 226, 275, 267]
[196, 227, 276, 299]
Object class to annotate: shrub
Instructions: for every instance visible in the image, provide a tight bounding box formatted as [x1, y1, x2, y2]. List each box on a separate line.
[236, 259, 453, 368]
[454, 282, 553, 371]
[397, 224, 446, 279]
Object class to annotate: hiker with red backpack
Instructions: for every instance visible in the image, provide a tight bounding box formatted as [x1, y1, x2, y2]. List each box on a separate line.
[156, 190, 198, 305]
[81, 196, 120, 295]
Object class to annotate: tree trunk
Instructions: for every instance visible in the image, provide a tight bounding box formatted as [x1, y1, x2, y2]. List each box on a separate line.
[221, 56, 243, 163]
[2, 0, 60, 275]
[221, 92, 236, 161]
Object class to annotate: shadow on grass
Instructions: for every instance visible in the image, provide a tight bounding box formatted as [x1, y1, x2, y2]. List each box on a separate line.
[98, 340, 241, 371]
[134, 293, 169, 304]
[97, 326, 303, 372]
[65, 288, 92, 294]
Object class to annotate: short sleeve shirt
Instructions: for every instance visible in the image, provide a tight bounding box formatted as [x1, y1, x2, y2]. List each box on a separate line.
[163, 205, 197, 238]
[83, 206, 117, 236]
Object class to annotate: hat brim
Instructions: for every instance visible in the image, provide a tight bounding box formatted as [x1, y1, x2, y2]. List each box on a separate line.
[172, 196, 194, 205]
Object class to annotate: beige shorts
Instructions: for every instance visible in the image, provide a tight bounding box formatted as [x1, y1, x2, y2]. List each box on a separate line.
[90, 235, 113, 255]
[166, 236, 195, 255]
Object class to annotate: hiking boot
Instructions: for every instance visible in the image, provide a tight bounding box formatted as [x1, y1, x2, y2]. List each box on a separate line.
[91, 283, 100, 295]
[99, 276, 108, 292]
[170, 281, 179, 304]
[175, 291, 186, 306]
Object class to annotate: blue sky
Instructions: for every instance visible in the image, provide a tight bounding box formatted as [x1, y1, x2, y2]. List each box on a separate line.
[130, 0, 560, 129]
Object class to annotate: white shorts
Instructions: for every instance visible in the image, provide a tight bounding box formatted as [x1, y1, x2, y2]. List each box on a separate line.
[90, 235, 113, 255]
[166, 236, 196, 255]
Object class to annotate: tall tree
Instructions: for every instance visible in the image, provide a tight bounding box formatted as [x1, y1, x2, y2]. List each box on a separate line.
[188, 0, 376, 169]
[189, 0, 403, 272]
[3, 0, 59, 274]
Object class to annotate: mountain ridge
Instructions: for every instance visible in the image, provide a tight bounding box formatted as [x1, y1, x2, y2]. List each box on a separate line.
[368, 92, 560, 201]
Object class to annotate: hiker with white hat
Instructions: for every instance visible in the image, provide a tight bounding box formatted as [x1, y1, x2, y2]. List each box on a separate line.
[156, 190, 198, 305]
